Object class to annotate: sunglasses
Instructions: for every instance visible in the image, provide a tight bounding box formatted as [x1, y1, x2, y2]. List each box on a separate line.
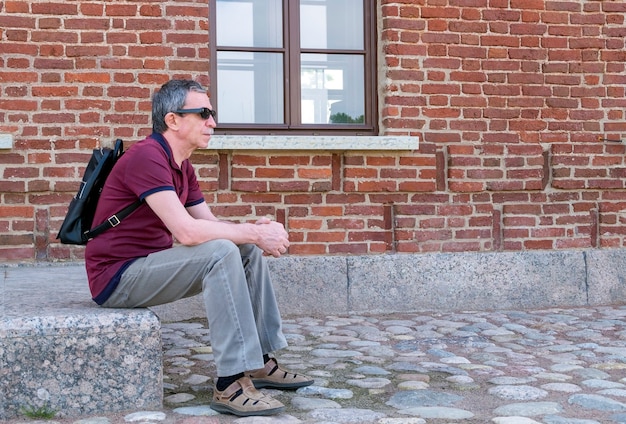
[173, 107, 216, 120]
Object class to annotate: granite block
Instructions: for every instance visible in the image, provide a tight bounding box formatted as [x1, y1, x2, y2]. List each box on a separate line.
[0, 264, 162, 419]
[347, 251, 589, 313]
[585, 249, 626, 306]
[268, 255, 349, 316]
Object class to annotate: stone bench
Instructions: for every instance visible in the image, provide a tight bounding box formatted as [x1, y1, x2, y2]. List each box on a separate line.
[0, 264, 162, 419]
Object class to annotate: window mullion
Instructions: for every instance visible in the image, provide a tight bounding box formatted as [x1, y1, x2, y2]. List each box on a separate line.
[286, 0, 301, 128]
[209, 0, 218, 116]
[363, 0, 376, 132]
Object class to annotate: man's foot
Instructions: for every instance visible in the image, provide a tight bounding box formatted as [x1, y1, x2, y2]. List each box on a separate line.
[210, 376, 285, 416]
[248, 357, 315, 390]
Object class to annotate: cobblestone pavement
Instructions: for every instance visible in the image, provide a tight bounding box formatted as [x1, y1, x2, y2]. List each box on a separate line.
[9, 306, 626, 424]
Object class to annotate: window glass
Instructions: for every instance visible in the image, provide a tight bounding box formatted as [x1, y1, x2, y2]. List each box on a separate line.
[216, 0, 283, 48]
[217, 51, 284, 124]
[300, 0, 363, 50]
[301, 53, 364, 124]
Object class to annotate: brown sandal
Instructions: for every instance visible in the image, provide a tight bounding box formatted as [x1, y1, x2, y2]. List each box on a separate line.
[210, 376, 284, 416]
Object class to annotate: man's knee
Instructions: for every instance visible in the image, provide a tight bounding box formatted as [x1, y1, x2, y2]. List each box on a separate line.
[238, 243, 263, 259]
[196, 240, 263, 266]
[194, 239, 241, 260]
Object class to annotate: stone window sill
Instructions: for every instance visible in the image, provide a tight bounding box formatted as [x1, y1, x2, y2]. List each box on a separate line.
[205, 135, 418, 151]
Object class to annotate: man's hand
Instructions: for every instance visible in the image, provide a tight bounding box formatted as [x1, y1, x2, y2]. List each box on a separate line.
[255, 217, 290, 257]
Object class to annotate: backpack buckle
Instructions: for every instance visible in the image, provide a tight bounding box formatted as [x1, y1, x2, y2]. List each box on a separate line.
[107, 215, 121, 227]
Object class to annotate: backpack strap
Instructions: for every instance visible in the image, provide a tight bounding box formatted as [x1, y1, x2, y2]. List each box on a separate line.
[85, 199, 143, 241]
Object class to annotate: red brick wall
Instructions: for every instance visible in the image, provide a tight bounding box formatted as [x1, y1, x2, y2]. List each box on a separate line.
[1, 0, 625, 262]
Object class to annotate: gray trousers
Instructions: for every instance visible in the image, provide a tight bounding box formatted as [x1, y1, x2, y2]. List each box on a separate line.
[102, 240, 288, 376]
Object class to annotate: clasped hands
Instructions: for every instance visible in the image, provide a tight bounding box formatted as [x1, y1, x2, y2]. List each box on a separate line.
[255, 217, 289, 258]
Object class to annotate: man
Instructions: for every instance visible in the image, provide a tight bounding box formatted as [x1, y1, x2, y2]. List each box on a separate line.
[85, 79, 313, 417]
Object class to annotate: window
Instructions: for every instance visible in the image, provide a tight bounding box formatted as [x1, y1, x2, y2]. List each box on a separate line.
[209, 0, 377, 135]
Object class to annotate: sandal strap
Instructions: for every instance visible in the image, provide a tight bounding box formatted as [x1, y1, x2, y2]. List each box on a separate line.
[266, 358, 304, 380]
[248, 358, 314, 389]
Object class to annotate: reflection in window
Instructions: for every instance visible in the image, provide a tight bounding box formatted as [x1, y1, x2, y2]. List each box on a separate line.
[217, 52, 284, 124]
[301, 54, 364, 124]
[216, 0, 282, 48]
[300, 0, 363, 50]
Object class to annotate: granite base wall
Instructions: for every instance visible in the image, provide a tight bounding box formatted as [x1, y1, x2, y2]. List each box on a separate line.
[150, 249, 626, 321]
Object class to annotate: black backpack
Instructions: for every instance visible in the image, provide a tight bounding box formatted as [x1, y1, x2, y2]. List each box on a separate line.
[57, 139, 142, 245]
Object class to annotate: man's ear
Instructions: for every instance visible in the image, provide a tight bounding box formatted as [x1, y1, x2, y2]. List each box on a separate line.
[164, 112, 179, 131]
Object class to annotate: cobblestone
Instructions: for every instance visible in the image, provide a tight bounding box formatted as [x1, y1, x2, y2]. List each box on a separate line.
[8, 306, 626, 423]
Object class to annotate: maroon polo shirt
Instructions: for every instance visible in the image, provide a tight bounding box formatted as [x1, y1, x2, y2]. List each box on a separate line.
[85, 133, 205, 304]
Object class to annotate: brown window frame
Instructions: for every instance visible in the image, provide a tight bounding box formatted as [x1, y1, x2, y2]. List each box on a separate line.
[209, 0, 378, 136]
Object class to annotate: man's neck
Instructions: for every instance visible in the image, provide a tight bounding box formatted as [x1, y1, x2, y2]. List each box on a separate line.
[161, 131, 193, 167]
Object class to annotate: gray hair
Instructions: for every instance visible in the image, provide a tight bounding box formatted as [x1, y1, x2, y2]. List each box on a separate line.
[152, 79, 207, 133]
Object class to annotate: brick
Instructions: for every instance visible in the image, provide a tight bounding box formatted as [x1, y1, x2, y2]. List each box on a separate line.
[269, 181, 312, 192]
[356, 181, 398, 192]
[345, 168, 378, 178]
[231, 181, 267, 192]
[328, 219, 365, 230]
[256, 168, 294, 179]
[0, 246, 35, 260]
[310, 206, 343, 217]
[105, 4, 138, 16]
[329, 243, 368, 254]
[140, 5, 162, 17]
[295, 168, 330, 180]
[289, 219, 323, 230]
[0, 205, 34, 218]
[288, 243, 326, 254]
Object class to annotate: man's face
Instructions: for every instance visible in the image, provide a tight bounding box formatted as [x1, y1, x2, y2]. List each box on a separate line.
[176, 91, 216, 149]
